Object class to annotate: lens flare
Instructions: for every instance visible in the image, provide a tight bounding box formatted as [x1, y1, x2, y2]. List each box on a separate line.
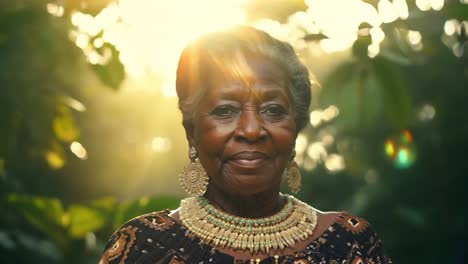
[384, 130, 416, 169]
[396, 147, 415, 169]
[401, 129, 413, 143]
[384, 140, 396, 158]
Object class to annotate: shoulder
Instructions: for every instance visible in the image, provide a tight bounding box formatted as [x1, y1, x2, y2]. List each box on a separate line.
[319, 211, 392, 263]
[98, 210, 179, 264]
[314, 209, 377, 238]
[333, 211, 373, 235]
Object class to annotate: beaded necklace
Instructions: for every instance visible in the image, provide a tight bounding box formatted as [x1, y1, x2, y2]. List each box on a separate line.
[179, 195, 317, 254]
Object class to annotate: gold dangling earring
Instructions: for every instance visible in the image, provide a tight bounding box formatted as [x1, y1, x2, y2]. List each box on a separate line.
[286, 150, 301, 193]
[179, 146, 208, 196]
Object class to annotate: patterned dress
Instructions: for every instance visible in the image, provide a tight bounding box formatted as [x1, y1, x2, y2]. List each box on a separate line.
[99, 210, 391, 264]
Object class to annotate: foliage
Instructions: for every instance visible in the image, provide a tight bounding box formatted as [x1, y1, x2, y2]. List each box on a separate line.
[2, 194, 179, 263]
[294, 1, 468, 263]
[0, 0, 127, 263]
[0, 0, 125, 194]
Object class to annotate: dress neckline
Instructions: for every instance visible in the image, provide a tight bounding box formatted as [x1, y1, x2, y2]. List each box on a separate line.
[162, 209, 344, 263]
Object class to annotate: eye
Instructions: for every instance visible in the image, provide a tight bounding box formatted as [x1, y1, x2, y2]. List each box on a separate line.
[210, 105, 239, 118]
[262, 104, 288, 119]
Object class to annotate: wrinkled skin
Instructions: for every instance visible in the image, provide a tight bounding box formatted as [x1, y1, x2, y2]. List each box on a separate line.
[184, 56, 297, 217]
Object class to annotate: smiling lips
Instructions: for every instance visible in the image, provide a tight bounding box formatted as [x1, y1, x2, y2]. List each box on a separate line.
[227, 151, 269, 168]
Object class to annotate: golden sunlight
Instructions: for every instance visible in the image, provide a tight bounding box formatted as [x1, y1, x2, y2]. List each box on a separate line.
[70, 0, 432, 85]
[304, 0, 382, 53]
[255, 0, 387, 54]
[151, 137, 172, 153]
[71, 0, 247, 97]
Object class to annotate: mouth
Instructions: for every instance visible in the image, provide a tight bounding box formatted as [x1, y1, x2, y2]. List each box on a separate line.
[227, 151, 269, 168]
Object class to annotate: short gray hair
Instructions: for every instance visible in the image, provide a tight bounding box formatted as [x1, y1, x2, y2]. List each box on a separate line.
[176, 26, 312, 131]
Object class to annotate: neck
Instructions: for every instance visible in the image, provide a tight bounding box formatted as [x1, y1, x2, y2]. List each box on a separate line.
[203, 187, 286, 218]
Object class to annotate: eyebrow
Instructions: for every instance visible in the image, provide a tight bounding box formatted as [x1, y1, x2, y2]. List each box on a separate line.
[216, 85, 290, 103]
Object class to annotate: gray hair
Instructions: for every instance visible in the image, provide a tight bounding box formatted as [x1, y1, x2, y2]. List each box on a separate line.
[176, 26, 312, 131]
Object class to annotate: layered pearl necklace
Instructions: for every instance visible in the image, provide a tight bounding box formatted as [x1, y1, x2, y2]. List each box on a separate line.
[179, 195, 317, 254]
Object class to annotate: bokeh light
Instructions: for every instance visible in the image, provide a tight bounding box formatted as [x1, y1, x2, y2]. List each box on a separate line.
[295, 134, 308, 155]
[151, 137, 172, 153]
[45, 151, 65, 170]
[407, 30, 424, 51]
[393, 0, 409, 19]
[418, 104, 436, 121]
[378, 0, 399, 23]
[321, 134, 335, 147]
[444, 19, 458, 36]
[322, 105, 340, 121]
[407, 30, 422, 45]
[442, 19, 468, 58]
[304, 0, 382, 53]
[61, 96, 87, 112]
[416, 0, 444, 11]
[309, 110, 323, 127]
[384, 130, 416, 169]
[46, 3, 64, 17]
[307, 142, 327, 162]
[325, 154, 345, 172]
[70, 142, 88, 160]
[309, 105, 340, 127]
[364, 169, 379, 184]
[256, 0, 412, 56]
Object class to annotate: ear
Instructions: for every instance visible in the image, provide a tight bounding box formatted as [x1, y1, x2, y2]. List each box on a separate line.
[182, 120, 196, 149]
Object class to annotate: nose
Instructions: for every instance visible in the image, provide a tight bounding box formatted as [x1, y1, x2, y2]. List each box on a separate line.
[234, 109, 267, 142]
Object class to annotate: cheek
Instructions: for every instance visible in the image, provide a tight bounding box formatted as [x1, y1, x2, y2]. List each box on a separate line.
[194, 120, 235, 151]
[273, 134, 296, 169]
[192, 119, 236, 176]
[268, 120, 297, 152]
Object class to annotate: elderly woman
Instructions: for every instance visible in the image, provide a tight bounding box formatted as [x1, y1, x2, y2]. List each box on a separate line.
[99, 26, 391, 264]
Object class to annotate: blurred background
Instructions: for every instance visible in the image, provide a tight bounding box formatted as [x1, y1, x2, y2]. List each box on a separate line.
[0, 0, 467, 263]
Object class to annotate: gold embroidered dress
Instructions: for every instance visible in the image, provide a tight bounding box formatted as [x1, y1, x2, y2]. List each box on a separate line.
[99, 210, 391, 264]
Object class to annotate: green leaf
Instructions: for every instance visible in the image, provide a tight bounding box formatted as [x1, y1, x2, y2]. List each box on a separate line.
[113, 196, 179, 228]
[53, 105, 79, 143]
[303, 33, 328, 42]
[320, 61, 356, 107]
[91, 44, 125, 90]
[89, 197, 117, 234]
[8, 194, 66, 227]
[67, 205, 105, 238]
[44, 140, 67, 170]
[352, 35, 372, 59]
[379, 49, 414, 66]
[320, 60, 385, 130]
[373, 57, 412, 130]
[319, 61, 359, 129]
[90, 196, 117, 213]
[7, 194, 68, 246]
[360, 66, 385, 128]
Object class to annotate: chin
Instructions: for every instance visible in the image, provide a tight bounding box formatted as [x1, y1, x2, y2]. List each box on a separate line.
[222, 174, 279, 195]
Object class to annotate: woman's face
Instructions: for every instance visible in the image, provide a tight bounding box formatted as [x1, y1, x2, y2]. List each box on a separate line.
[186, 56, 297, 196]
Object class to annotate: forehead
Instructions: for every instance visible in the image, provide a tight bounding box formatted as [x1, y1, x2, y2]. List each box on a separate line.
[205, 53, 289, 97]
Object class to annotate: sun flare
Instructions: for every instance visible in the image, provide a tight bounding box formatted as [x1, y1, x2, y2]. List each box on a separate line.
[68, 0, 441, 95]
[71, 0, 247, 96]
